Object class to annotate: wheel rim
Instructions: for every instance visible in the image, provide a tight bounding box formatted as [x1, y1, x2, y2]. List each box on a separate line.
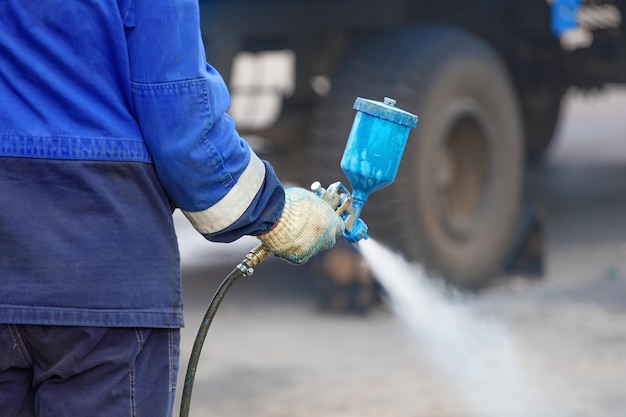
[432, 98, 494, 240]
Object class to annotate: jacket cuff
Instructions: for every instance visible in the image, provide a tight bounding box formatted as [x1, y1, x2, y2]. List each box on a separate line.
[182, 152, 266, 234]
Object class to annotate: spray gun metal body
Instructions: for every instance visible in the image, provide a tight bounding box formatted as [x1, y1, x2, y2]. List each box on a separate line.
[310, 180, 368, 242]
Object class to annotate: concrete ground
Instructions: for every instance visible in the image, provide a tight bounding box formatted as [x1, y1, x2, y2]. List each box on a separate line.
[173, 87, 626, 417]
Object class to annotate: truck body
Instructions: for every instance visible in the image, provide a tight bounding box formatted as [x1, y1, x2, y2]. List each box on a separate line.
[198, 0, 626, 290]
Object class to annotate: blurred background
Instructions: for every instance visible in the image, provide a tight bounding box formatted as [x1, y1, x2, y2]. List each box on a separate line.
[174, 1, 626, 416]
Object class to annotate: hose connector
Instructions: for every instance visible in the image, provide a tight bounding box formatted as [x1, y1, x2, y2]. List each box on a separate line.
[237, 245, 271, 277]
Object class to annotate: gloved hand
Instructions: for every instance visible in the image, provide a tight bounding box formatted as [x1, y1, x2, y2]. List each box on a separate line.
[259, 187, 345, 265]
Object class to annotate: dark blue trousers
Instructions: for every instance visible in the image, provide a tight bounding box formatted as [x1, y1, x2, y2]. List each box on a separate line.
[0, 325, 179, 417]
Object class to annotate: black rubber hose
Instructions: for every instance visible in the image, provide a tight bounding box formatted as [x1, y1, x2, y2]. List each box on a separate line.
[179, 266, 248, 417]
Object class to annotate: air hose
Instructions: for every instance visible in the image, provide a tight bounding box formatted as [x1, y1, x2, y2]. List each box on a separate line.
[179, 245, 270, 417]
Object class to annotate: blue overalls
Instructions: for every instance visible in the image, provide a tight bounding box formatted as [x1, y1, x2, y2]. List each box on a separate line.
[0, 1, 284, 415]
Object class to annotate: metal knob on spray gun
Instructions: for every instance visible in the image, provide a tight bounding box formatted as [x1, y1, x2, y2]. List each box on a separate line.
[180, 97, 417, 417]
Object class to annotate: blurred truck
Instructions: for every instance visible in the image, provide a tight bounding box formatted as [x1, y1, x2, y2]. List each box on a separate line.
[198, 0, 626, 291]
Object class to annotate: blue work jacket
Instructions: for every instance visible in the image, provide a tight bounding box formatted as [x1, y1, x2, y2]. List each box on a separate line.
[0, 0, 285, 327]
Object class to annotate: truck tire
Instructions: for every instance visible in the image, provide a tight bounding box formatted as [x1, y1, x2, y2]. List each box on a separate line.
[310, 25, 523, 289]
[520, 85, 565, 163]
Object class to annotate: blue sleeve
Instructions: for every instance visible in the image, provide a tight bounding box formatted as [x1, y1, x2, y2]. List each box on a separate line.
[124, 0, 284, 241]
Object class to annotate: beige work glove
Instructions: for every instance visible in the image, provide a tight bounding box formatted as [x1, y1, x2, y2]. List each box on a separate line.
[259, 187, 345, 265]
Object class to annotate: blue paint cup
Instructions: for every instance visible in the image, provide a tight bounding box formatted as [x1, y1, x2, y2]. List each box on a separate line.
[340, 97, 418, 222]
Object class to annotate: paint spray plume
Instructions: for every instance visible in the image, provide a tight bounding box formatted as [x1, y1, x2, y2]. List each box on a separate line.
[358, 238, 567, 417]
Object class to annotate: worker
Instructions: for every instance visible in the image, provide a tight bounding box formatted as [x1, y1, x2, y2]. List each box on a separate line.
[0, 1, 344, 416]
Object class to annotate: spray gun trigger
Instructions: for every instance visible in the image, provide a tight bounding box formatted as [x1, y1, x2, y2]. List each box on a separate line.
[335, 196, 352, 216]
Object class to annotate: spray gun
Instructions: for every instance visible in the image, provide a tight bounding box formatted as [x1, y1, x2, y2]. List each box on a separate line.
[237, 96, 418, 275]
[180, 97, 417, 417]
[314, 96, 418, 242]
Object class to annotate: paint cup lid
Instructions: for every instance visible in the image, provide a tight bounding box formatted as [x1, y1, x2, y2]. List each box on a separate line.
[353, 97, 418, 128]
